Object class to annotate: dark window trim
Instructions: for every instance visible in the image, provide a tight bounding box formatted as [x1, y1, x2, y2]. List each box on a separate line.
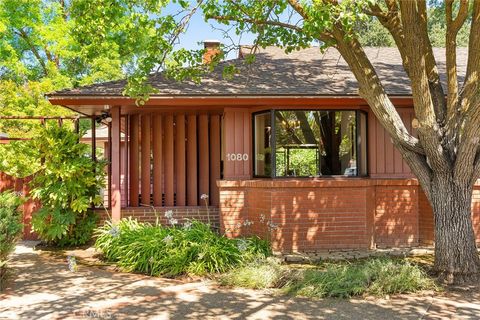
[253, 109, 368, 178]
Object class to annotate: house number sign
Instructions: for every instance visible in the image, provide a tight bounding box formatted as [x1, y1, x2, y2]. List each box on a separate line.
[226, 153, 249, 161]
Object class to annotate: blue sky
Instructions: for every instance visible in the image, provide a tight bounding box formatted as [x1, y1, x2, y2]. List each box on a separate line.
[167, 6, 257, 59]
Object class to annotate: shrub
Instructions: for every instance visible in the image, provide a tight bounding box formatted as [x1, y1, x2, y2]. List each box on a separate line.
[30, 125, 106, 246]
[0, 191, 23, 288]
[219, 257, 289, 289]
[220, 257, 437, 298]
[284, 258, 437, 298]
[95, 218, 271, 277]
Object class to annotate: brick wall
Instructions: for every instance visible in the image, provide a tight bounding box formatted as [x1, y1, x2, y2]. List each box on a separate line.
[219, 179, 376, 253]
[374, 183, 419, 248]
[119, 206, 220, 228]
[219, 178, 480, 253]
[418, 188, 434, 246]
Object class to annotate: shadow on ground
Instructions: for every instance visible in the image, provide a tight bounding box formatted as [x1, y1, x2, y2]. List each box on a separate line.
[0, 242, 479, 320]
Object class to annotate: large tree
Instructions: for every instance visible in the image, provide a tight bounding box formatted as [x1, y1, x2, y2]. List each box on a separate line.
[65, 0, 480, 283]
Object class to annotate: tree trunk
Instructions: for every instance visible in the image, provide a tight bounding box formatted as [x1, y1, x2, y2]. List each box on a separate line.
[430, 173, 480, 284]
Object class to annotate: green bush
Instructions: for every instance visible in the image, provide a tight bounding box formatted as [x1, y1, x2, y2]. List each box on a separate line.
[221, 257, 437, 298]
[0, 191, 23, 287]
[219, 257, 289, 289]
[95, 218, 271, 277]
[30, 124, 106, 246]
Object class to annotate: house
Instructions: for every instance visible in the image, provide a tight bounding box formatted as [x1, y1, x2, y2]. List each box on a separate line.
[47, 42, 480, 252]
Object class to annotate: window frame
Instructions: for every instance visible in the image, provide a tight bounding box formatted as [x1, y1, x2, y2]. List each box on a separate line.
[252, 109, 368, 178]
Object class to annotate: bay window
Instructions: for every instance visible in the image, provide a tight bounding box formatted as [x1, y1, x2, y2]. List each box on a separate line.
[253, 110, 367, 177]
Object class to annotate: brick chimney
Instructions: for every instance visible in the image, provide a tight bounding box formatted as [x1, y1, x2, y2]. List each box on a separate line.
[203, 40, 221, 64]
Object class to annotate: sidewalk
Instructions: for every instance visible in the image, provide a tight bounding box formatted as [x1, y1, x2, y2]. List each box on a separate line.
[1, 242, 479, 319]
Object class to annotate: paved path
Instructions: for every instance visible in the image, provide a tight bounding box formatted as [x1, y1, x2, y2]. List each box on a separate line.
[1, 242, 479, 320]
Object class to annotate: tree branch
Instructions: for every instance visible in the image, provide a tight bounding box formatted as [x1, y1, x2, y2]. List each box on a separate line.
[372, 0, 447, 125]
[445, 0, 469, 118]
[330, 28, 425, 157]
[212, 15, 304, 33]
[397, 1, 450, 171]
[460, 0, 480, 112]
[14, 29, 48, 76]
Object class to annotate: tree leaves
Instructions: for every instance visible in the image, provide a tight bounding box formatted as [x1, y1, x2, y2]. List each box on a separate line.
[29, 124, 106, 244]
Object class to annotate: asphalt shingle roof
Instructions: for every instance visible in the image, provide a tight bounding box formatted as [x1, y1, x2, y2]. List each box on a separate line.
[49, 46, 467, 97]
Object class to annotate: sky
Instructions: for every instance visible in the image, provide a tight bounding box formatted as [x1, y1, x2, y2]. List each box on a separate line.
[165, 5, 257, 60]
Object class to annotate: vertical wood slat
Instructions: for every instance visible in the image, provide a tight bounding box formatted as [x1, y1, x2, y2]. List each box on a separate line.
[110, 106, 122, 221]
[176, 114, 186, 206]
[209, 115, 221, 206]
[394, 111, 405, 174]
[187, 114, 198, 206]
[129, 114, 140, 207]
[376, 116, 385, 174]
[234, 112, 243, 177]
[224, 111, 235, 178]
[141, 114, 151, 206]
[243, 112, 251, 177]
[164, 115, 174, 206]
[368, 111, 376, 176]
[152, 114, 163, 206]
[122, 116, 128, 208]
[198, 114, 209, 204]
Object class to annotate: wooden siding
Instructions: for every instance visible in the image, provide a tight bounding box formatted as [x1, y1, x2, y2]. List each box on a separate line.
[369, 108, 415, 178]
[223, 108, 251, 179]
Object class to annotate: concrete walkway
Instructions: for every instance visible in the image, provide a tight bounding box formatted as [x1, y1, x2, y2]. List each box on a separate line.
[1, 242, 479, 320]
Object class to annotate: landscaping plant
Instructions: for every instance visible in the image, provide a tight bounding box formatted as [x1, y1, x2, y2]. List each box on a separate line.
[220, 257, 437, 298]
[0, 191, 23, 289]
[95, 217, 271, 277]
[30, 125, 106, 246]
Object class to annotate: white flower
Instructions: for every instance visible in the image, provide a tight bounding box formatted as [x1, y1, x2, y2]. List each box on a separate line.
[267, 221, 278, 230]
[243, 219, 253, 227]
[169, 218, 178, 226]
[235, 222, 242, 229]
[164, 210, 174, 219]
[108, 226, 120, 237]
[183, 221, 192, 230]
[259, 214, 265, 223]
[200, 194, 209, 200]
[237, 239, 248, 252]
[162, 235, 173, 245]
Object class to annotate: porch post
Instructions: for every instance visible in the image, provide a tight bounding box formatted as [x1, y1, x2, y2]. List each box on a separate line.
[111, 106, 122, 221]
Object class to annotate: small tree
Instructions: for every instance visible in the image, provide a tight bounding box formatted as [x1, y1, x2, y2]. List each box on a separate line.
[31, 124, 106, 246]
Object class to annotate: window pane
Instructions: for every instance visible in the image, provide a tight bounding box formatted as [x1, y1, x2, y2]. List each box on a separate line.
[274, 110, 357, 177]
[275, 111, 318, 176]
[254, 112, 272, 176]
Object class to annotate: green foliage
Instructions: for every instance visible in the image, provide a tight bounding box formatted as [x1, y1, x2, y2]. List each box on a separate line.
[285, 258, 436, 298]
[219, 257, 288, 289]
[0, 0, 123, 144]
[221, 257, 437, 298]
[95, 218, 271, 277]
[0, 191, 23, 286]
[30, 124, 105, 246]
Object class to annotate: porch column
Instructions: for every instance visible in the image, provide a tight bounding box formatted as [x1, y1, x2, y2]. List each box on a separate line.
[111, 106, 122, 221]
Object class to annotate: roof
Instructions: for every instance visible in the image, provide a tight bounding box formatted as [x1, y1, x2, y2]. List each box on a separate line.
[49, 46, 467, 98]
